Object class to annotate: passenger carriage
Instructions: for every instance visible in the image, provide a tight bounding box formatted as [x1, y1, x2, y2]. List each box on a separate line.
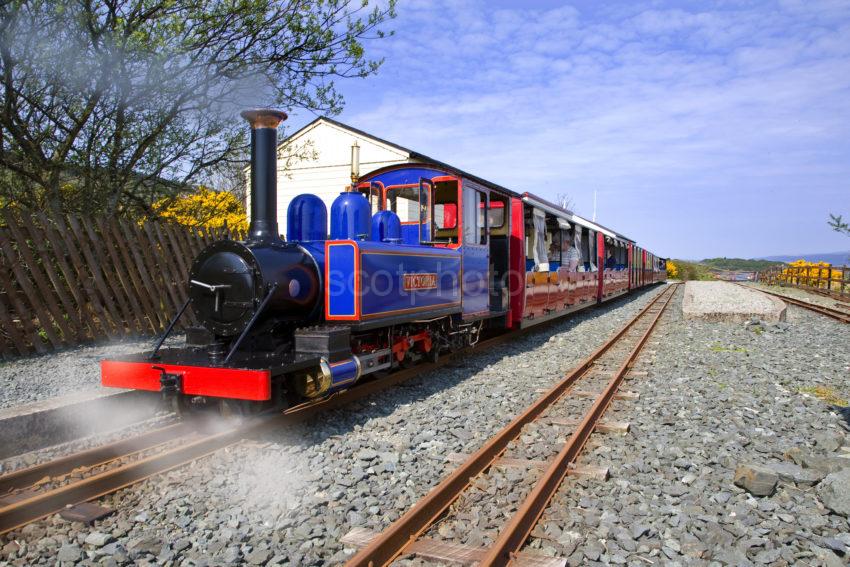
[348, 163, 660, 332]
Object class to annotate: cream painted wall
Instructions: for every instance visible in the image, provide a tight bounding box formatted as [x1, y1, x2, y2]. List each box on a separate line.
[246, 119, 414, 238]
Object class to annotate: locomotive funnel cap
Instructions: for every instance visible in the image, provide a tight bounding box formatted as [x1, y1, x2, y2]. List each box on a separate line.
[241, 109, 288, 130]
[242, 108, 287, 243]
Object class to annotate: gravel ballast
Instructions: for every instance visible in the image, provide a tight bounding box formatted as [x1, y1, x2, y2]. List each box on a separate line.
[3, 282, 848, 566]
[0, 336, 181, 410]
[0, 287, 665, 566]
[527, 286, 850, 565]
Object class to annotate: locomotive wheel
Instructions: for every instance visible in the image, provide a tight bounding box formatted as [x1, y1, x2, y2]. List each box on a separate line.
[219, 398, 256, 419]
[399, 352, 416, 369]
[170, 395, 214, 419]
[426, 347, 440, 363]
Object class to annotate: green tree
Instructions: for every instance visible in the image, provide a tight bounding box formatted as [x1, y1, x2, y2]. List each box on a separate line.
[829, 213, 849, 236]
[0, 0, 395, 217]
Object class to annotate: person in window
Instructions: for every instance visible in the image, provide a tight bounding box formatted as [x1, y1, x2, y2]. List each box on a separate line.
[563, 234, 581, 271]
[605, 249, 616, 270]
[548, 240, 561, 263]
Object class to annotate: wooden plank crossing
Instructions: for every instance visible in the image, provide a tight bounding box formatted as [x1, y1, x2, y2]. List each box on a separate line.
[0, 210, 244, 358]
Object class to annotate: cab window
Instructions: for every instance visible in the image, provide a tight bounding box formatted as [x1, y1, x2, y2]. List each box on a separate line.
[434, 203, 457, 229]
[488, 200, 505, 228]
[387, 186, 419, 223]
[463, 188, 487, 245]
[356, 184, 382, 215]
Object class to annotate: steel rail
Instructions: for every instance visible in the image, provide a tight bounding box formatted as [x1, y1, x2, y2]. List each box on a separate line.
[736, 283, 850, 324]
[0, 357, 465, 535]
[0, 308, 553, 536]
[0, 422, 192, 495]
[481, 283, 679, 566]
[772, 283, 850, 304]
[0, 285, 664, 536]
[344, 283, 679, 567]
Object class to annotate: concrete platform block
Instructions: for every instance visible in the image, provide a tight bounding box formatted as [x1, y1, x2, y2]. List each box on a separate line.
[683, 281, 786, 323]
[0, 389, 163, 459]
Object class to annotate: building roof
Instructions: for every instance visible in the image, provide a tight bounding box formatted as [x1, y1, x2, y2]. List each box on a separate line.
[281, 116, 517, 194]
[281, 116, 635, 243]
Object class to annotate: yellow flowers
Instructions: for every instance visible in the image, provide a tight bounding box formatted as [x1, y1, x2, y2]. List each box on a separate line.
[666, 260, 679, 279]
[780, 259, 841, 287]
[153, 186, 248, 232]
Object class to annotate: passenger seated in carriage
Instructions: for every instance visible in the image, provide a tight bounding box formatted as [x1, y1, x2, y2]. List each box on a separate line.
[548, 239, 561, 269]
[605, 249, 616, 270]
[563, 234, 580, 272]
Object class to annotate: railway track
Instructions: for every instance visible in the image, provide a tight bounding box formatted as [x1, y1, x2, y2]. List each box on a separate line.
[737, 283, 850, 324]
[0, 288, 661, 536]
[343, 283, 680, 567]
[0, 361, 466, 535]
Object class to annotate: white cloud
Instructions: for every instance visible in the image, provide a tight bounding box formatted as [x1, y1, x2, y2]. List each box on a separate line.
[333, 0, 850, 257]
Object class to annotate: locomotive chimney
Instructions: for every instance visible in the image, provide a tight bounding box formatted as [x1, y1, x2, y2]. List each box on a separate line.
[241, 108, 288, 243]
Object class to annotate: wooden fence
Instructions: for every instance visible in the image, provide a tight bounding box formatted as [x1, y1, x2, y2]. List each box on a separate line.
[757, 265, 850, 300]
[0, 210, 244, 358]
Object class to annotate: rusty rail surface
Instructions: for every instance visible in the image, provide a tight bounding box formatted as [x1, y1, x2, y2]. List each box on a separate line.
[0, 303, 586, 536]
[0, 285, 664, 536]
[344, 283, 680, 567]
[0, 360, 458, 534]
[0, 421, 191, 495]
[736, 284, 850, 324]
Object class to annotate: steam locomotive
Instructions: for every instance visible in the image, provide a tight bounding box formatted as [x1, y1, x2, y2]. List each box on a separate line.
[101, 109, 666, 414]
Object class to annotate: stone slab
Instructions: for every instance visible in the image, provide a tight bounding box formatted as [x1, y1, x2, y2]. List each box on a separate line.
[0, 389, 163, 459]
[682, 281, 786, 323]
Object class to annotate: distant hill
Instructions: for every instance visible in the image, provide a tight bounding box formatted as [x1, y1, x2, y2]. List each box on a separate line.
[759, 251, 850, 265]
[701, 257, 784, 271]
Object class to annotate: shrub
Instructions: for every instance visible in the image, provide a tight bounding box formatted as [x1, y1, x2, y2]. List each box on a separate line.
[154, 187, 248, 232]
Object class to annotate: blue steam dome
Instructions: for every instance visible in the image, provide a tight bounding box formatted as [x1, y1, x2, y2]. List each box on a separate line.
[287, 194, 327, 242]
[371, 210, 401, 243]
[330, 191, 371, 240]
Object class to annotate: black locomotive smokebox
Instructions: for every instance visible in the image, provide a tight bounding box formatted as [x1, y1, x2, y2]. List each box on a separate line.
[186, 326, 215, 347]
[189, 239, 263, 337]
[295, 326, 351, 361]
[188, 238, 321, 338]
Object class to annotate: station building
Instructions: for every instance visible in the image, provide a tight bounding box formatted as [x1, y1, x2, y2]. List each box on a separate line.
[261, 117, 432, 237]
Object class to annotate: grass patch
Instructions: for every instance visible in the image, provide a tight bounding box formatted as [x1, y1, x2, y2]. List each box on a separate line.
[701, 257, 784, 271]
[799, 385, 849, 407]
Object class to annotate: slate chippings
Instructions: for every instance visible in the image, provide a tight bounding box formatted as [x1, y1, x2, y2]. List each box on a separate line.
[524, 287, 850, 566]
[0, 289, 666, 566]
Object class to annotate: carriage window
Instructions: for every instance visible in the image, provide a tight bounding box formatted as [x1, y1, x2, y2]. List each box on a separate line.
[588, 230, 597, 271]
[463, 188, 487, 245]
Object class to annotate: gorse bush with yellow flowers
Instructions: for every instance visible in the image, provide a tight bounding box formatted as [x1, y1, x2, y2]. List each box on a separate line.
[779, 259, 843, 288]
[153, 187, 248, 232]
[666, 260, 679, 279]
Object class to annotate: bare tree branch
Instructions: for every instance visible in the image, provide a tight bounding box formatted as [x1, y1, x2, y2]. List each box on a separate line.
[0, 0, 396, 215]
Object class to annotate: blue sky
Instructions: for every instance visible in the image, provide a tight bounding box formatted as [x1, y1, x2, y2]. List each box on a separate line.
[287, 0, 850, 260]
